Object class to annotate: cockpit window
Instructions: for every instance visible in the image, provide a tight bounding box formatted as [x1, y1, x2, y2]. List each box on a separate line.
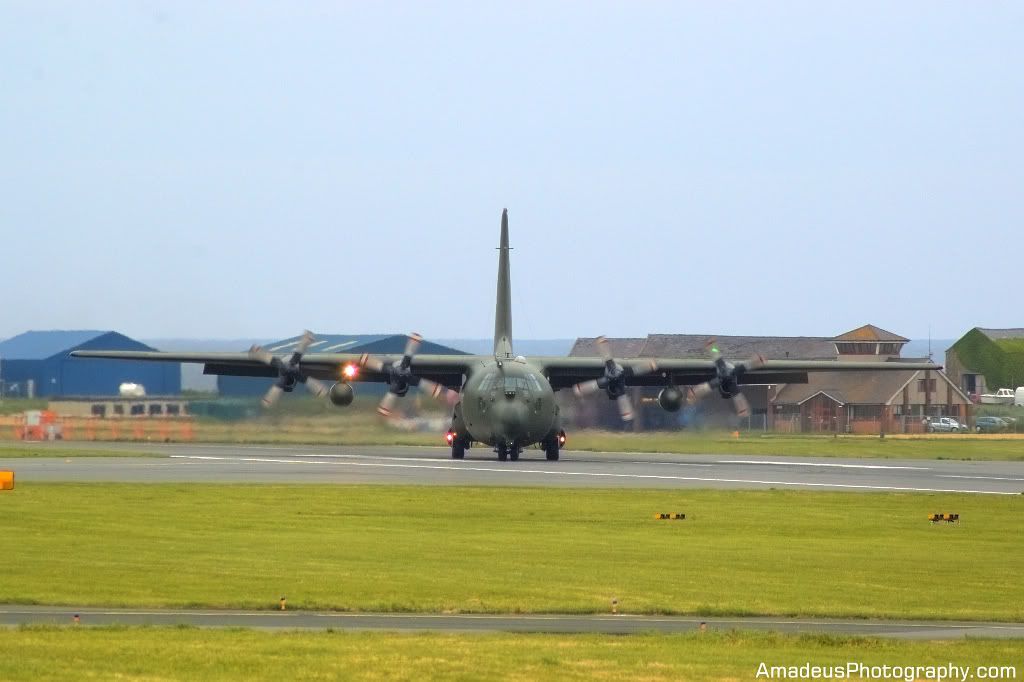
[503, 376, 530, 393]
[527, 374, 543, 392]
[478, 373, 497, 392]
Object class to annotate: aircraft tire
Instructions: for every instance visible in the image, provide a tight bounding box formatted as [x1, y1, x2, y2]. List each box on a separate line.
[497, 445, 508, 462]
[543, 436, 560, 461]
[510, 448, 519, 462]
[451, 443, 465, 459]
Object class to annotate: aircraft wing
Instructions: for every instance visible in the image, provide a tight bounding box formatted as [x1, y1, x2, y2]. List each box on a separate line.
[536, 357, 943, 390]
[69, 350, 477, 390]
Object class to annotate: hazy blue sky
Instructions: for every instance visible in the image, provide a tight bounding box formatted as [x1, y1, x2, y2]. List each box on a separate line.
[2, 2, 1020, 343]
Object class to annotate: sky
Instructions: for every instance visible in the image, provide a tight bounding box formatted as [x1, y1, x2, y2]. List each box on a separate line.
[2, 2, 1021, 343]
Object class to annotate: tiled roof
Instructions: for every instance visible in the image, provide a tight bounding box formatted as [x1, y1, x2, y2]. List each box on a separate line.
[773, 370, 919, 405]
[978, 328, 1024, 341]
[569, 337, 648, 358]
[832, 324, 909, 342]
[639, 334, 837, 360]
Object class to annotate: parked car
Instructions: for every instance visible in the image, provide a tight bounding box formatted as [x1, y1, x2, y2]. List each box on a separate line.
[925, 417, 968, 433]
[975, 416, 1008, 433]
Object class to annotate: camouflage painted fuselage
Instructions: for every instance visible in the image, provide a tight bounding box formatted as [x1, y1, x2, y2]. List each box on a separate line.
[455, 358, 558, 448]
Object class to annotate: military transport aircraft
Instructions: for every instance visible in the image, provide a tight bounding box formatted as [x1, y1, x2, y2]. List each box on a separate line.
[72, 209, 939, 461]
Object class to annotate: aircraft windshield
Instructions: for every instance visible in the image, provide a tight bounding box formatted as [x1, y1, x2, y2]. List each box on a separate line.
[478, 373, 497, 392]
[503, 376, 530, 393]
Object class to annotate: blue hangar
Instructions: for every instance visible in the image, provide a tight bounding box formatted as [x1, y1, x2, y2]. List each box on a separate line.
[0, 330, 181, 398]
[217, 333, 468, 397]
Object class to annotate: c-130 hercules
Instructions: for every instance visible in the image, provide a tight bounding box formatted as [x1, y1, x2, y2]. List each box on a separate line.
[73, 209, 939, 461]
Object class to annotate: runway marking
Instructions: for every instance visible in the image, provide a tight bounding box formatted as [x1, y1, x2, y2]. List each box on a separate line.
[2, 607, 1022, 635]
[168, 455, 1020, 495]
[1, 607, 1019, 628]
[937, 475, 1024, 482]
[183, 450, 715, 468]
[719, 460, 930, 470]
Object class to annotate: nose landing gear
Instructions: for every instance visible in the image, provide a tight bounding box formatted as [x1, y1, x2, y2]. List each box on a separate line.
[496, 443, 520, 462]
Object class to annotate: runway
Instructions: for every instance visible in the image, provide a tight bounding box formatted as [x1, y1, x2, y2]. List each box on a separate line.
[4, 442, 1024, 494]
[2, 605, 1022, 639]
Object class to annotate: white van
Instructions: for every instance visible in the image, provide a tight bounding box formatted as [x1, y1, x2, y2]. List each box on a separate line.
[1016, 387, 1024, 407]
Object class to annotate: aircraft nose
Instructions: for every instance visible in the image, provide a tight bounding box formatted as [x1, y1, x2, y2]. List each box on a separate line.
[494, 401, 529, 441]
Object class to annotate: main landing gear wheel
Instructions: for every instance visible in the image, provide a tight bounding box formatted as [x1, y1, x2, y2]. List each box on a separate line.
[451, 440, 465, 460]
[510, 447, 520, 462]
[545, 440, 559, 461]
[497, 444, 508, 462]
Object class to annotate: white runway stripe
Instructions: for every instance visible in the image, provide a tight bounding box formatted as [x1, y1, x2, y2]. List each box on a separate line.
[937, 474, 1024, 482]
[720, 460, 930, 470]
[168, 455, 1019, 495]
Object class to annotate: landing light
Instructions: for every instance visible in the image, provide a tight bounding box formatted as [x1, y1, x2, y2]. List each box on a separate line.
[342, 364, 358, 379]
[445, 431, 455, 445]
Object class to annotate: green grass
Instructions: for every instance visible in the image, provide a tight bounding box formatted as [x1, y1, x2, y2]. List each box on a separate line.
[566, 431, 1024, 460]
[2, 484, 1021, 621]
[4, 430, 1024, 460]
[1, 627, 1019, 682]
[159, 396, 1024, 460]
[5, 393, 1024, 459]
[60, 410, 1024, 460]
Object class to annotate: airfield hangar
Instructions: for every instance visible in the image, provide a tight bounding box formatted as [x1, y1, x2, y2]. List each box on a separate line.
[216, 333, 469, 397]
[944, 327, 1024, 397]
[569, 324, 970, 434]
[0, 330, 181, 398]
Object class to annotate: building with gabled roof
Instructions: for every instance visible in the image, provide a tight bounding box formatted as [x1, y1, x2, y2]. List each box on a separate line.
[770, 364, 968, 434]
[568, 337, 647, 359]
[0, 330, 180, 398]
[639, 334, 837, 361]
[567, 324, 967, 433]
[945, 327, 1024, 398]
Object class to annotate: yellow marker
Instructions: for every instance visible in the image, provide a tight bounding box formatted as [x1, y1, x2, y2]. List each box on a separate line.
[0, 471, 13, 491]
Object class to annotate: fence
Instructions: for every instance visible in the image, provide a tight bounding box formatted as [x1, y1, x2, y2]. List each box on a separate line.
[2, 415, 195, 442]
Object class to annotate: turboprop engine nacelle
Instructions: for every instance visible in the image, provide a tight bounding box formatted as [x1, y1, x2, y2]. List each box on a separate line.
[329, 382, 354, 407]
[658, 386, 684, 412]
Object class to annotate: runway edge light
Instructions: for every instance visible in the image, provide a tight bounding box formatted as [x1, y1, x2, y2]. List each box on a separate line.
[0, 471, 13, 491]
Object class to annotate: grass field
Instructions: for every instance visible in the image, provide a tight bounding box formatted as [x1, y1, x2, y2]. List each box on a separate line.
[4, 394, 1024, 459]
[183, 410, 1024, 460]
[5, 419, 1024, 460]
[2, 484, 1020, 621]
[1, 627, 1019, 681]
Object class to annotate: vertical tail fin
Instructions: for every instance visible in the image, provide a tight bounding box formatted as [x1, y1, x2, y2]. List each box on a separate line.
[493, 208, 513, 358]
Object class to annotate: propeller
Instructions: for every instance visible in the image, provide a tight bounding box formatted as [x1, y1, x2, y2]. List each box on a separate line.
[686, 339, 766, 417]
[249, 330, 329, 408]
[359, 333, 460, 418]
[572, 335, 658, 422]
